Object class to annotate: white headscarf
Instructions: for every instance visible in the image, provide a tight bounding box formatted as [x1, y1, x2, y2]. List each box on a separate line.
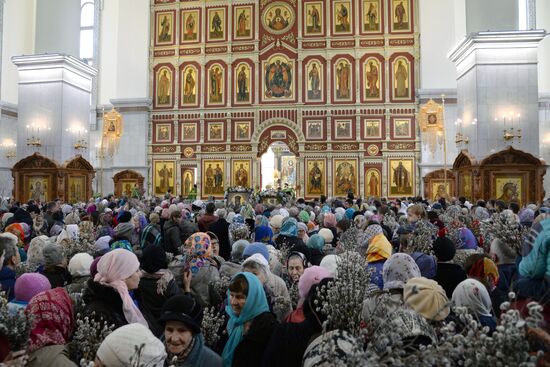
[452, 278, 492, 317]
[382, 253, 421, 290]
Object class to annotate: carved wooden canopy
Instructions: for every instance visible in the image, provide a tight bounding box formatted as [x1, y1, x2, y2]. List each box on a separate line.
[113, 170, 145, 197]
[64, 155, 95, 172]
[12, 152, 59, 170]
[452, 149, 478, 170]
[480, 146, 543, 167]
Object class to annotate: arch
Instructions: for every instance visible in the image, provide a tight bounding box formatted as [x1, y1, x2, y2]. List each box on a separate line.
[252, 118, 305, 157]
[422, 169, 456, 200]
[452, 149, 477, 170]
[13, 152, 59, 170]
[64, 155, 95, 171]
[480, 146, 543, 167]
[113, 169, 145, 197]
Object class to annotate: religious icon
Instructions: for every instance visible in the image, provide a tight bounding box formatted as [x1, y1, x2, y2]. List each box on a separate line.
[304, 2, 323, 36]
[333, 0, 352, 34]
[432, 181, 451, 201]
[232, 160, 251, 187]
[208, 8, 225, 41]
[393, 58, 410, 99]
[208, 122, 223, 141]
[306, 120, 323, 139]
[271, 130, 287, 140]
[202, 160, 225, 196]
[181, 123, 197, 141]
[156, 12, 174, 45]
[68, 176, 85, 203]
[463, 173, 472, 199]
[428, 113, 437, 126]
[234, 5, 252, 40]
[335, 120, 352, 139]
[154, 161, 175, 196]
[281, 156, 297, 187]
[362, 0, 381, 32]
[495, 177, 522, 204]
[334, 59, 352, 100]
[235, 122, 251, 140]
[208, 65, 224, 105]
[333, 159, 357, 196]
[156, 67, 172, 106]
[306, 159, 325, 197]
[235, 63, 251, 104]
[365, 119, 381, 138]
[262, 2, 295, 34]
[365, 169, 381, 197]
[121, 179, 137, 197]
[181, 66, 197, 105]
[389, 159, 414, 196]
[264, 55, 293, 100]
[180, 9, 199, 43]
[394, 119, 411, 138]
[28, 176, 48, 203]
[364, 58, 381, 100]
[182, 170, 194, 197]
[306, 61, 322, 101]
[392, 0, 410, 32]
[156, 124, 171, 142]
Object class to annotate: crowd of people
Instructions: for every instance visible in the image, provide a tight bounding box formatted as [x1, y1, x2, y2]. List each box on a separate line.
[0, 193, 549, 366]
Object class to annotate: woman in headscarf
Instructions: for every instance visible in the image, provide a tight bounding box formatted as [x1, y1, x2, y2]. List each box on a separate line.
[297, 222, 309, 244]
[254, 224, 273, 246]
[274, 217, 304, 249]
[306, 234, 325, 266]
[221, 272, 276, 367]
[183, 232, 220, 306]
[433, 236, 467, 298]
[159, 294, 222, 366]
[322, 213, 338, 246]
[25, 288, 76, 367]
[96, 212, 114, 240]
[242, 253, 292, 322]
[220, 240, 249, 279]
[255, 215, 269, 229]
[82, 248, 147, 328]
[26, 235, 50, 272]
[286, 266, 331, 323]
[4, 223, 28, 261]
[452, 278, 497, 332]
[286, 251, 308, 289]
[365, 224, 393, 289]
[139, 244, 181, 336]
[459, 227, 478, 249]
[362, 253, 421, 322]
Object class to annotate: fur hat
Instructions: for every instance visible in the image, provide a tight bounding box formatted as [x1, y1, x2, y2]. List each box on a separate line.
[68, 253, 94, 276]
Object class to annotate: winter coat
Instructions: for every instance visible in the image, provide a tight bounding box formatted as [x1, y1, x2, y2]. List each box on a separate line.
[208, 218, 231, 260]
[434, 262, 467, 298]
[167, 334, 222, 367]
[40, 266, 72, 288]
[519, 219, 550, 279]
[0, 266, 16, 301]
[231, 312, 277, 367]
[65, 275, 89, 295]
[139, 273, 181, 336]
[26, 345, 76, 367]
[179, 220, 199, 244]
[82, 279, 130, 329]
[198, 214, 218, 232]
[163, 220, 183, 254]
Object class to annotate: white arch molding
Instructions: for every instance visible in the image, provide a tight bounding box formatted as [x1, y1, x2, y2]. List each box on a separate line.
[250, 117, 306, 144]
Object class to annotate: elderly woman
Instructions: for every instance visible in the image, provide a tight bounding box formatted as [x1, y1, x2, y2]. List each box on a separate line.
[242, 253, 292, 322]
[220, 240, 249, 279]
[452, 278, 497, 332]
[159, 294, 222, 366]
[306, 234, 325, 266]
[7, 273, 51, 314]
[185, 232, 220, 306]
[40, 243, 72, 288]
[221, 272, 277, 367]
[275, 217, 305, 249]
[362, 253, 421, 323]
[66, 252, 94, 295]
[25, 288, 76, 367]
[0, 233, 21, 301]
[365, 224, 393, 289]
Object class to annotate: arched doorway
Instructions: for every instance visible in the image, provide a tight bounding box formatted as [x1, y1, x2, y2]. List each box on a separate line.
[260, 141, 296, 190]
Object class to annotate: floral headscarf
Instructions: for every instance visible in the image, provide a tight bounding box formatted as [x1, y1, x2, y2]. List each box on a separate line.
[364, 224, 384, 245]
[185, 232, 212, 274]
[280, 217, 298, 237]
[452, 278, 492, 317]
[26, 288, 74, 353]
[382, 253, 421, 290]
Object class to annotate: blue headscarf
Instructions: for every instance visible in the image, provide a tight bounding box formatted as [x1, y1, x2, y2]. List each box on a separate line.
[222, 272, 269, 367]
[254, 225, 273, 245]
[307, 234, 325, 252]
[232, 214, 245, 224]
[279, 217, 298, 237]
[345, 208, 355, 221]
[459, 227, 477, 249]
[255, 215, 269, 228]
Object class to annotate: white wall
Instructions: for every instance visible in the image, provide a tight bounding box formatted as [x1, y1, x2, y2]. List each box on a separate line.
[537, 0, 550, 96]
[466, 0, 518, 33]
[1, 0, 36, 104]
[418, 0, 464, 90]
[35, 0, 80, 57]
[98, 0, 149, 104]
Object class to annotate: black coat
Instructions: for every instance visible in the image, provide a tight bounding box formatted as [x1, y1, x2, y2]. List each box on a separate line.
[309, 248, 324, 266]
[41, 266, 72, 288]
[232, 312, 277, 367]
[261, 318, 322, 367]
[179, 220, 198, 245]
[434, 262, 467, 298]
[208, 219, 231, 260]
[82, 279, 129, 329]
[275, 235, 305, 250]
[138, 275, 181, 337]
[163, 220, 183, 254]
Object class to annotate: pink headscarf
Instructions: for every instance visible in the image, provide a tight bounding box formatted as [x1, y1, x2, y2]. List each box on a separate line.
[323, 213, 337, 228]
[94, 249, 147, 326]
[298, 266, 331, 306]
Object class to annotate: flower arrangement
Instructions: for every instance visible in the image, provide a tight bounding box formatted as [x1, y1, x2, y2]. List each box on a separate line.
[224, 186, 253, 201]
[68, 312, 115, 366]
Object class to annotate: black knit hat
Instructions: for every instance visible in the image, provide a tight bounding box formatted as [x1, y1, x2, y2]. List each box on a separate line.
[159, 295, 203, 334]
[118, 211, 132, 223]
[140, 245, 167, 274]
[432, 236, 456, 262]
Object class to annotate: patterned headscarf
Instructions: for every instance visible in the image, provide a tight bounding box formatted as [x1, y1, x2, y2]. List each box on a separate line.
[26, 288, 74, 353]
[323, 213, 337, 228]
[452, 278, 492, 317]
[467, 257, 499, 286]
[280, 217, 298, 237]
[382, 253, 421, 290]
[255, 215, 269, 228]
[364, 224, 384, 245]
[5, 223, 25, 246]
[185, 232, 212, 274]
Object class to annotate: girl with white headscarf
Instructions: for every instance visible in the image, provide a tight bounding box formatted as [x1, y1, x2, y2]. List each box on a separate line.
[452, 278, 496, 332]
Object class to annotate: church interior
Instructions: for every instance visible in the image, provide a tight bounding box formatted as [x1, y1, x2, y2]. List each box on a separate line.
[0, 0, 549, 203]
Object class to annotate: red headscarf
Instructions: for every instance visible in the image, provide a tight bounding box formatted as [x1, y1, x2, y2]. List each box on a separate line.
[25, 288, 74, 353]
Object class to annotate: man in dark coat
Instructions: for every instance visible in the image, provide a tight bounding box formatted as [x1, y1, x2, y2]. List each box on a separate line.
[208, 208, 231, 260]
